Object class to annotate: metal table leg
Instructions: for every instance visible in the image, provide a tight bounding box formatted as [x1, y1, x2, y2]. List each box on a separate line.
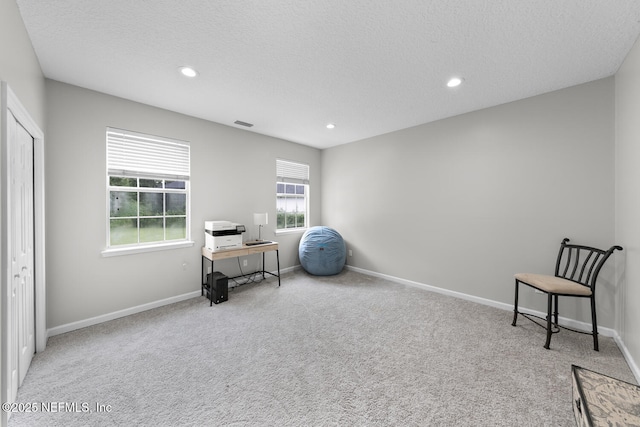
[276, 249, 280, 287]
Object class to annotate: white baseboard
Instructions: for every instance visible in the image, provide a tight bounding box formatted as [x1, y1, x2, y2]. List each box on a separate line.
[346, 265, 614, 334]
[47, 265, 298, 338]
[47, 290, 202, 337]
[613, 332, 640, 383]
[345, 265, 630, 348]
[47, 263, 640, 383]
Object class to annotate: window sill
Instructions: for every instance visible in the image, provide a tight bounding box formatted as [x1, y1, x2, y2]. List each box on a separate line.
[275, 228, 307, 235]
[101, 241, 195, 257]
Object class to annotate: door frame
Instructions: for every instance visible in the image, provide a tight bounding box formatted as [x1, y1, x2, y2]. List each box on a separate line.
[1, 81, 46, 410]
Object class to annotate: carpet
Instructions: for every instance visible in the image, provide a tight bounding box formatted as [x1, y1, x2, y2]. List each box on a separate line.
[7, 269, 636, 426]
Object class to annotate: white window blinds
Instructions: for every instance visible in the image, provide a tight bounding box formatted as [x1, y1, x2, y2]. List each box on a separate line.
[276, 159, 309, 184]
[107, 127, 190, 180]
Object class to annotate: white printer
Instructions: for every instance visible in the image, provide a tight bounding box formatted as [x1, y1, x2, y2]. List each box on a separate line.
[205, 221, 246, 251]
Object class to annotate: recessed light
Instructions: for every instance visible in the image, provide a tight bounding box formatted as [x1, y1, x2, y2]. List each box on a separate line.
[326, 123, 336, 129]
[447, 77, 463, 88]
[179, 66, 198, 78]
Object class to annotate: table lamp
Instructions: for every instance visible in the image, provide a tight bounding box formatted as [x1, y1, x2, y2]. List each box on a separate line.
[253, 213, 268, 241]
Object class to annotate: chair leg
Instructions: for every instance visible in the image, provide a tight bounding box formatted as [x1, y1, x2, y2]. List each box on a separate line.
[553, 294, 559, 326]
[544, 293, 553, 349]
[512, 279, 520, 326]
[591, 296, 599, 351]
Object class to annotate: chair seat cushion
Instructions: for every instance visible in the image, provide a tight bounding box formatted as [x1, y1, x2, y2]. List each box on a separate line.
[514, 273, 592, 296]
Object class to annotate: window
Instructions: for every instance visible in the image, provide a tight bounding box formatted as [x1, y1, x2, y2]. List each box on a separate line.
[276, 159, 309, 230]
[105, 128, 191, 251]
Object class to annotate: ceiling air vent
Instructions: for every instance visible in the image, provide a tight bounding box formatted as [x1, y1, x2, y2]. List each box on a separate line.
[234, 120, 254, 128]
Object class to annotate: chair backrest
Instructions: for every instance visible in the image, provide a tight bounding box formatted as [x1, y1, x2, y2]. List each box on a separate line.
[554, 238, 622, 290]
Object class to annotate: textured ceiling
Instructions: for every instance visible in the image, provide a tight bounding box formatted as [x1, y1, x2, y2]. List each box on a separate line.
[16, 1, 640, 149]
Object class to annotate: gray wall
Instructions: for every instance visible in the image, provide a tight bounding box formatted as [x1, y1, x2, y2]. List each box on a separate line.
[45, 80, 320, 328]
[615, 36, 640, 374]
[0, 0, 46, 128]
[321, 78, 617, 327]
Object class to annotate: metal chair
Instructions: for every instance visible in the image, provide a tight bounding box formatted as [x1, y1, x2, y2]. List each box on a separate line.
[511, 238, 622, 350]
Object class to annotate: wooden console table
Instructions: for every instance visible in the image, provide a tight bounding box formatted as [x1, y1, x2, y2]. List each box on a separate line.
[201, 242, 280, 304]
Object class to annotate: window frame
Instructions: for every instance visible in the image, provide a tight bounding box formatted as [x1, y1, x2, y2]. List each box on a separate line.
[102, 128, 193, 257]
[276, 159, 309, 233]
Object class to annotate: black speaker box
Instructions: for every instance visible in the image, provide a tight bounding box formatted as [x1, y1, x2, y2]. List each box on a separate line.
[206, 271, 228, 304]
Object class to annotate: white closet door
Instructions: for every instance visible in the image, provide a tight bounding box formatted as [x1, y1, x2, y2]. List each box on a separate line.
[9, 110, 35, 389]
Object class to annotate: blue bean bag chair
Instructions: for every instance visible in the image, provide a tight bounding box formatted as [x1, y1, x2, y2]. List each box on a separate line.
[299, 226, 346, 276]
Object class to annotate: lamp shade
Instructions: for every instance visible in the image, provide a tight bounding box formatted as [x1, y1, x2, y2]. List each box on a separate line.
[253, 213, 268, 226]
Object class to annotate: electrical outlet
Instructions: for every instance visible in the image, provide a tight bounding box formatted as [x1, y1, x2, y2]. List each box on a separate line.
[243, 259, 248, 267]
[349, 249, 353, 257]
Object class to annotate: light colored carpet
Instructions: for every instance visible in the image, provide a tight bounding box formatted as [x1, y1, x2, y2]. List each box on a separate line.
[7, 269, 636, 426]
